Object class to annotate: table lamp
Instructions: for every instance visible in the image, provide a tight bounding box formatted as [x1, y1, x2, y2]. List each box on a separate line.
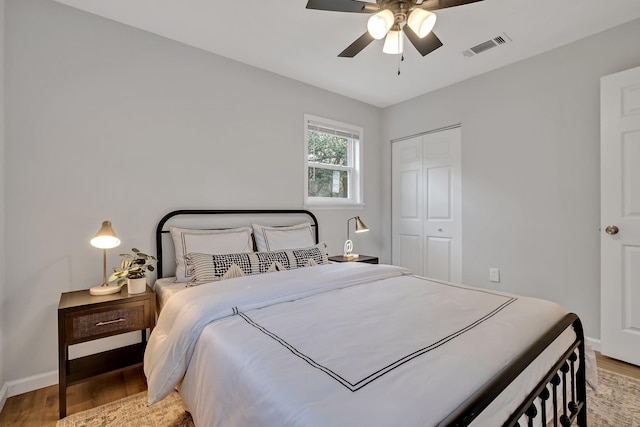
[89, 220, 122, 296]
[343, 216, 369, 259]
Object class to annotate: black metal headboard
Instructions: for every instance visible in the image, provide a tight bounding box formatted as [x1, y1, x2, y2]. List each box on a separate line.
[155, 209, 319, 279]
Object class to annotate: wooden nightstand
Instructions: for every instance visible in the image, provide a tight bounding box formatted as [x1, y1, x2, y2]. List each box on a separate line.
[328, 255, 379, 264]
[58, 286, 156, 418]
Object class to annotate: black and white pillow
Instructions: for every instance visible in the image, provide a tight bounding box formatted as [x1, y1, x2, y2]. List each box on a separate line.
[185, 243, 329, 284]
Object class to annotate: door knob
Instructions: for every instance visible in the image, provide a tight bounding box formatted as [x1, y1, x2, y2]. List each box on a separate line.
[605, 225, 619, 235]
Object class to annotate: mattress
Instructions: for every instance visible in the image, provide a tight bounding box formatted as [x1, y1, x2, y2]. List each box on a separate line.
[152, 277, 191, 312]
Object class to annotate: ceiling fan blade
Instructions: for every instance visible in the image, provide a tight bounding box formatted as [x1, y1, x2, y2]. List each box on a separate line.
[403, 25, 443, 56]
[305, 0, 377, 13]
[419, 0, 484, 12]
[338, 32, 375, 57]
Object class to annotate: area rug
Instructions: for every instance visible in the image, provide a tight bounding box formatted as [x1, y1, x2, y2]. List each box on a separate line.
[588, 368, 640, 426]
[57, 368, 639, 426]
[56, 391, 193, 427]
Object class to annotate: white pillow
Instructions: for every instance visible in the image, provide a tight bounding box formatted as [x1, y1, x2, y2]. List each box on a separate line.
[251, 222, 315, 252]
[170, 226, 253, 282]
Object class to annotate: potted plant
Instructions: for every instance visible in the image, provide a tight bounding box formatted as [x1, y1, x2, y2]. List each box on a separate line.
[109, 248, 157, 294]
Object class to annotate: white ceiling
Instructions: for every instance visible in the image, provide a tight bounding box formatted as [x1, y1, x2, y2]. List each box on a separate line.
[53, 0, 640, 108]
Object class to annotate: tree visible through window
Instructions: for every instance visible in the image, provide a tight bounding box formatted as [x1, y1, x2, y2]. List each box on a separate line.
[308, 131, 349, 198]
[304, 114, 362, 206]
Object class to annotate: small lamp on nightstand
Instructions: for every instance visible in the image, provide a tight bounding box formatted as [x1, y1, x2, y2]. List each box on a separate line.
[344, 216, 369, 259]
[89, 220, 122, 296]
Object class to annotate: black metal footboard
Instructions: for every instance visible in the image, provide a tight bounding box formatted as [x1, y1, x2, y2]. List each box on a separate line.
[438, 313, 587, 427]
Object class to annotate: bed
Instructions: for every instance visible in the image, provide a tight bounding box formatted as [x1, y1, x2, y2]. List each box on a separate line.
[144, 209, 589, 427]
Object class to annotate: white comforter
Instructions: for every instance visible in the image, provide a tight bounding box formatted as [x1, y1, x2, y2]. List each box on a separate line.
[144, 263, 576, 426]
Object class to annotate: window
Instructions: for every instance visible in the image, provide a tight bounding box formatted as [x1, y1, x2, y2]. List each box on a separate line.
[304, 114, 363, 207]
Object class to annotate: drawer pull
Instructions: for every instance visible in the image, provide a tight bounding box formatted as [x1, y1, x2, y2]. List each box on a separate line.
[96, 318, 125, 326]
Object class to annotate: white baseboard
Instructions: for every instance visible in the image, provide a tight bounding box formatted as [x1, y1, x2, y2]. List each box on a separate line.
[586, 336, 601, 352]
[6, 370, 57, 398]
[0, 381, 8, 415]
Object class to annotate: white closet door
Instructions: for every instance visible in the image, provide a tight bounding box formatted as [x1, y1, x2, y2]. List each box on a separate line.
[392, 136, 424, 274]
[423, 128, 462, 282]
[392, 127, 462, 282]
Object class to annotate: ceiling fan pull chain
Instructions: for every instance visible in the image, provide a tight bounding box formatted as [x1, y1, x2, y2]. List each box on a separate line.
[397, 28, 405, 75]
[397, 53, 404, 76]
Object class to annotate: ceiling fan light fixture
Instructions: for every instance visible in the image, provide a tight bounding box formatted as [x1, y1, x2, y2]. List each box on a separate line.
[367, 9, 394, 40]
[407, 9, 437, 38]
[382, 26, 404, 55]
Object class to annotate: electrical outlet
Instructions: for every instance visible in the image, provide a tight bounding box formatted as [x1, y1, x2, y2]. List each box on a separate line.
[489, 268, 500, 283]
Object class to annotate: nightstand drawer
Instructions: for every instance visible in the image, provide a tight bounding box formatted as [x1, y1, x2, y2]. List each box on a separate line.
[67, 301, 149, 344]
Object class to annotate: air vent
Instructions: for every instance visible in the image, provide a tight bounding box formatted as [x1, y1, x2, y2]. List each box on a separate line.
[463, 33, 511, 58]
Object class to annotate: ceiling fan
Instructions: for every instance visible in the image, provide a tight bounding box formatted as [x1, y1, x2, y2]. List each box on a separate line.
[306, 0, 484, 58]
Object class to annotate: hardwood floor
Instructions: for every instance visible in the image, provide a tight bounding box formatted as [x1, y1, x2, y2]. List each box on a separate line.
[0, 367, 147, 427]
[0, 352, 638, 426]
[595, 351, 640, 381]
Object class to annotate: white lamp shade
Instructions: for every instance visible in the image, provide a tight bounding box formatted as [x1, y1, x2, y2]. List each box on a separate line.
[407, 9, 437, 38]
[367, 9, 394, 40]
[90, 221, 121, 249]
[383, 28, 404, 54]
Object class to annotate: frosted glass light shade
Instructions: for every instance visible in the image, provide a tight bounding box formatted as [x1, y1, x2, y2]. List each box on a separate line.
[383, 28, 404, 54]
[90, 221, 121, 249]
[407, 9, 437, 38]
[367, 9, 394, 39]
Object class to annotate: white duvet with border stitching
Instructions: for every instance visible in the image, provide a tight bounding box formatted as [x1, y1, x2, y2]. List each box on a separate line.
[145, 262, 576, 426]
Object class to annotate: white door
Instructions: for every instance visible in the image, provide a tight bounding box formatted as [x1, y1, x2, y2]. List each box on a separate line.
[392, 126, 462, 282]
[392, 136, 424, 275]
[601, 66, 640, 366]
[422, 128, 462, 282]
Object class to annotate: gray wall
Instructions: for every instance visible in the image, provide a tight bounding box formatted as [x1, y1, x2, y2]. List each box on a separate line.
[3, 0, 382, 386]
[0, 0, 6, 403]
[382, 18, 640, 340]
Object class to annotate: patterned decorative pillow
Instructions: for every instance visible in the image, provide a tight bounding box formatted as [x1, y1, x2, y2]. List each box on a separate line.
[221, 264, 246, 280]
[185, 243, 329, 284]
[266, 261, 287, 273]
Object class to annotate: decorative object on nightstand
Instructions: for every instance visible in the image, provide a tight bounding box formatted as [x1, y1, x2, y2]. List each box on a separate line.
[329, 254, 379, 264]
[343, 216, 369, 259]
[89, 221, 122, 296]
[108, 248, 157, 295]
[58, 286, 156, 418]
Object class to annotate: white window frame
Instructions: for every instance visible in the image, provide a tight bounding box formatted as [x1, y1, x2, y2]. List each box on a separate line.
[304, 114, 364, 208]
